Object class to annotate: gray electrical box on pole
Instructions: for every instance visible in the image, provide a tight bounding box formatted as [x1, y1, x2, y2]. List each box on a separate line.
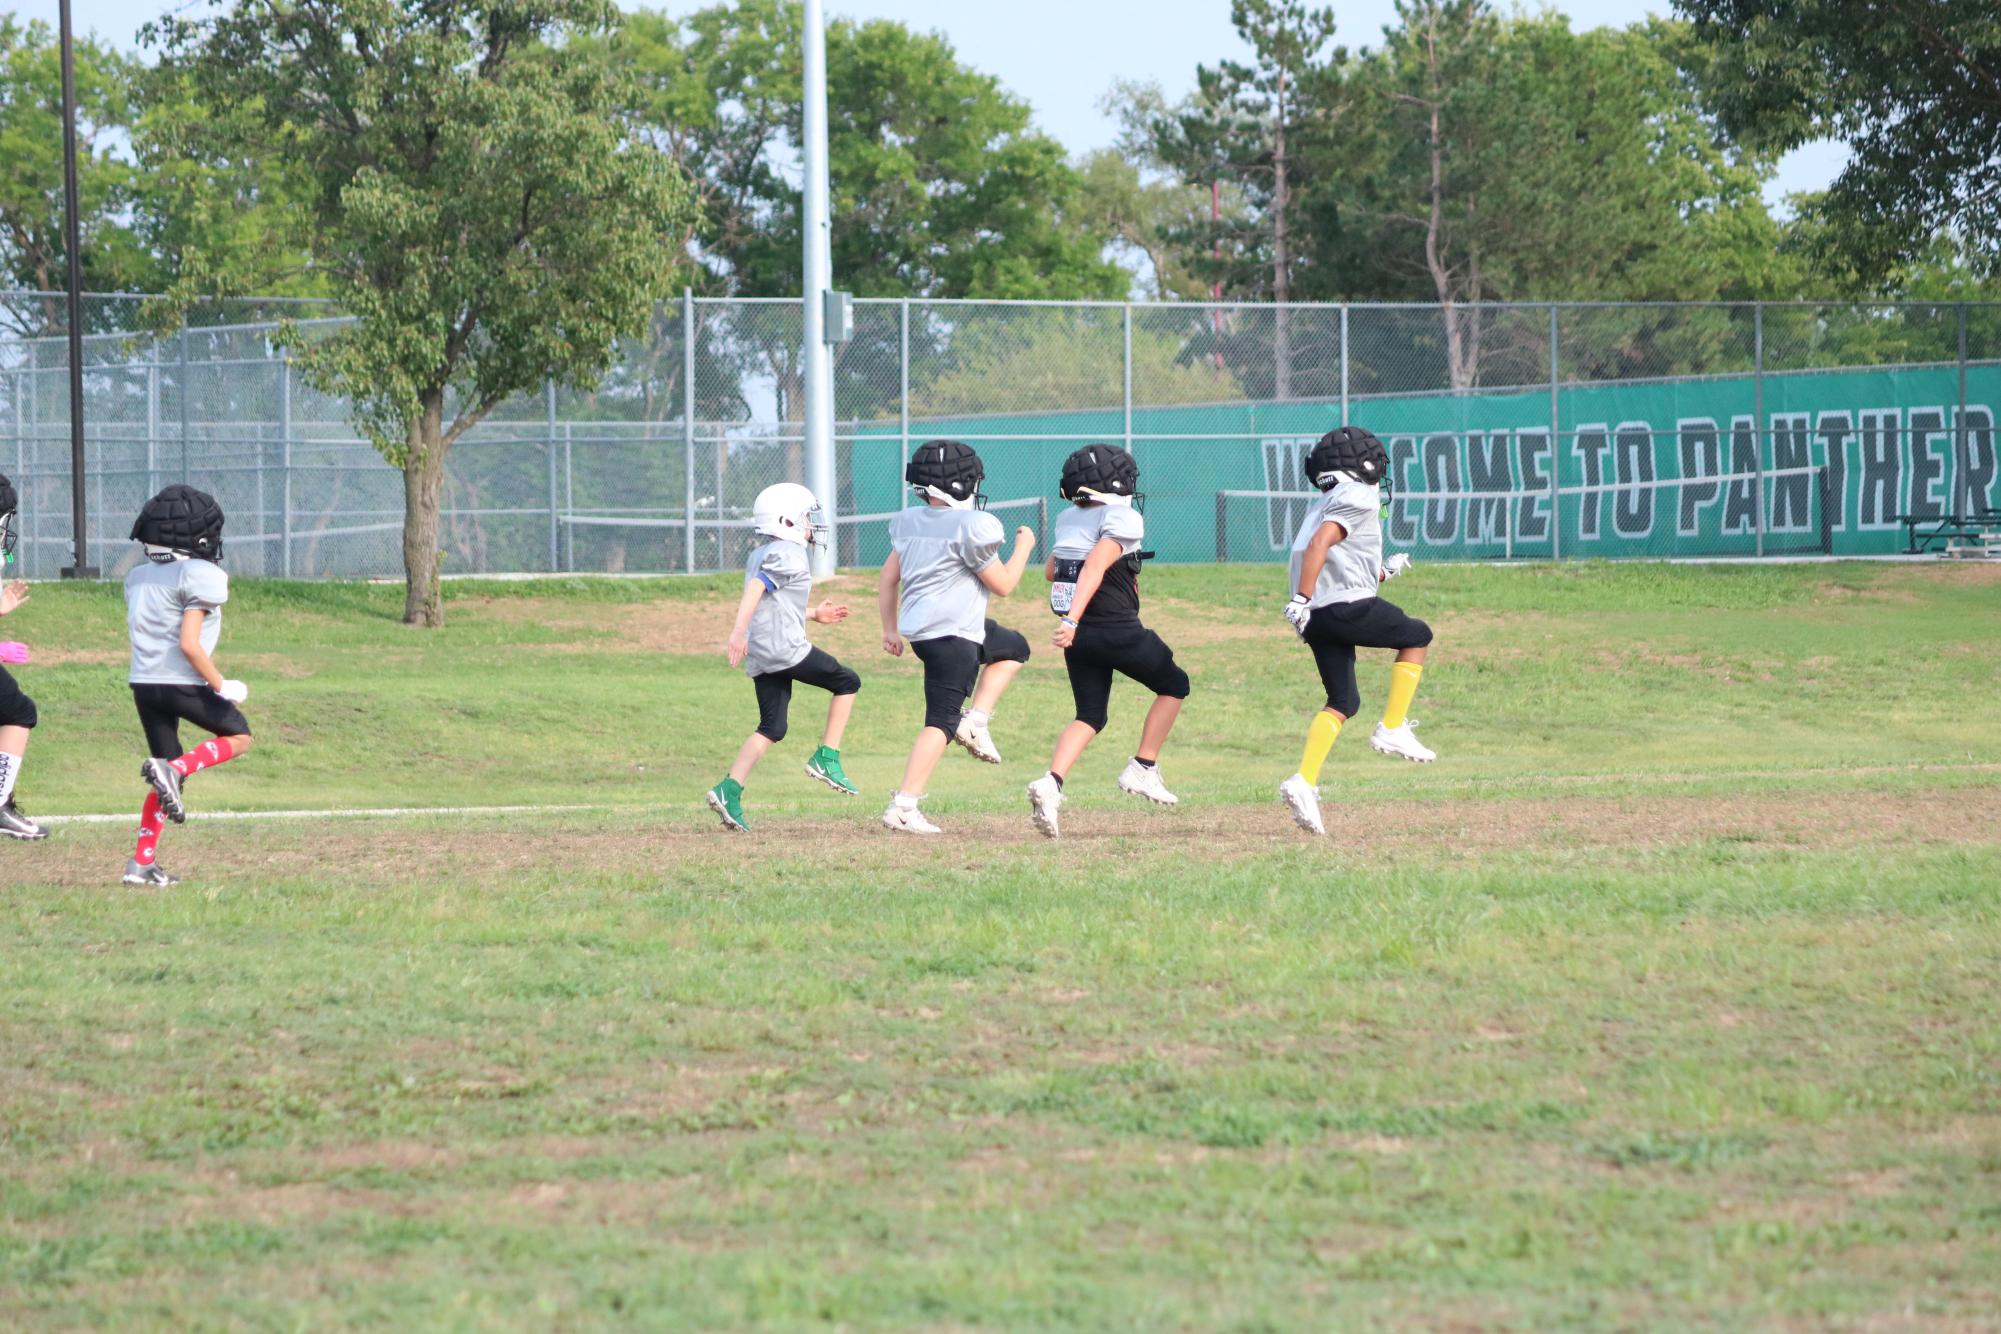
[824, 290, 854, 345]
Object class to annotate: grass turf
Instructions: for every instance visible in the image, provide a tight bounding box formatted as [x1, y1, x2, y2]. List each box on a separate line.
[2, 561, 1997, 1328]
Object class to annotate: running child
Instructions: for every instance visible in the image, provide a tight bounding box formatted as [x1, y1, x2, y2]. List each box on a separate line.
[0, 474, 47, 840]
[878, 440, 1036, 835]
[1024, 445, 1189, 839]
[1277, 426, 1435, 837]
[705, 482, 862, 831]
[123, 485, 253, 886]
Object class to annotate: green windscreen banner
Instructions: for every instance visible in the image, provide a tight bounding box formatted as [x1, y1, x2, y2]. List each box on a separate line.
[850, 362, 1999, 563]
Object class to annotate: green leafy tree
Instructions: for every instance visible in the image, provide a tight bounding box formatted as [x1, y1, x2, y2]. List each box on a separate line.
[157, 0, 693, 626]
[1674, 0, 2001, 283]
[1148, 0, 1341, 398]
[0, 18, 159, 331]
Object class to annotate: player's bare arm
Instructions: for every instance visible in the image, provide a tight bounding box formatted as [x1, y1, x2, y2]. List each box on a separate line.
[726, 578, 766, 669]
[878, 550, 904, 656]
[976, 526, 1038, 597]
[1052, 536, 1124, 650]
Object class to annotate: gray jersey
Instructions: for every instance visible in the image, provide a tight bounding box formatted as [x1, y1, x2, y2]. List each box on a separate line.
[742, 539, 814, 676]
[888, 504, 1004, 643]
[1049, 501, 1144, 620]
[1288, 480, 1384, 607]
[125, 558, 228, 684]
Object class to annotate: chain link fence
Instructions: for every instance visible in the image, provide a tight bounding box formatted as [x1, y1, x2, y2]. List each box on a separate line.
[3, 293, 1997, 580]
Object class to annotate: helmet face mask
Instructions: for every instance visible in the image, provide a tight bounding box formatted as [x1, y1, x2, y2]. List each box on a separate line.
[752, 482, 827, 547]
[0, 473, 15, 563]
[906, 440, 987, 510]
[1304, 426, 1391, 495]
[1059, 444, 1142, 511]
[130, 485, 226, 563]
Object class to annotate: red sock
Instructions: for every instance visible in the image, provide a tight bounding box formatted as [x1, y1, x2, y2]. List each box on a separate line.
[171, 739, 237, 778]
[135, 793, 164, 867]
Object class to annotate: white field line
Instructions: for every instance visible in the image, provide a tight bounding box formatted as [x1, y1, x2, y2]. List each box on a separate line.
[36, 803, 604, 827]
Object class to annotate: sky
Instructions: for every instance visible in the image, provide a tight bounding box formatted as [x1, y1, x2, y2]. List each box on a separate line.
[30, 0, 1848, 210]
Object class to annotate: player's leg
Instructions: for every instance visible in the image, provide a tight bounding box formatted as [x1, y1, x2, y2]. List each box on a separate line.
[887, 638, 976, 833]
[1356, 600, 1436, 762]
[127, 687, 186, 885]
[1027, 641, 1110, 839]
[0, 665, 45, 840]
[794, 648, 861, 796]
[1280, 618, 1358, 836]
[1115, 628, 1189, 806]
[712, 674, 789, 830]
[957, 620, 1029, 764]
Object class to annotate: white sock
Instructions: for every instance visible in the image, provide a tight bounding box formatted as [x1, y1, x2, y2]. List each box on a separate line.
[963, 708, 990, 728]
[0, 750, 18, 806]
[893, 791, 920, 810]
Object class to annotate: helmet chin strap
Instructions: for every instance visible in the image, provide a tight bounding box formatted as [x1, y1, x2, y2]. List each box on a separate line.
[918, 485, 975, 510]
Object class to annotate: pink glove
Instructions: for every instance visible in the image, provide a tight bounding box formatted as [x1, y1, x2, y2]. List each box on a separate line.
[0, 642, 26, 665]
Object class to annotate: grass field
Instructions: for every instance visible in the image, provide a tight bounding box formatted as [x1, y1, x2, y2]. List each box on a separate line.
[3, 560, 1998, 1329]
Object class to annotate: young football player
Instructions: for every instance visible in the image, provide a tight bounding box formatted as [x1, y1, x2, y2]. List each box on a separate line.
[1024, 445, 1189, 839]
[706, 482, 862, 831]
[1277, 426, 1434, 837]
[878, 440, 1036, 835]
[0, 473, 47, 840]
[123, 485, 253, 886]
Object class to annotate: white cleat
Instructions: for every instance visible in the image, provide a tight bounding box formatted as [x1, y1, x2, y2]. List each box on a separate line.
[1370, 721, 1436, 763]
[954, 714, 1002, 764]
[881, 801, 942, 836]
[1025, 773, 1064, 838]
[1279, 773, 1325, 835]
[1116, 759, 1178, 806]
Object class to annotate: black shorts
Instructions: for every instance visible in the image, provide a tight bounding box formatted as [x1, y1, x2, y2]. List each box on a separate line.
[909, 635, 979, 734]
[752, 646, 860, 743]
[0, 665, 35, 730]
[979, 619, 1030, 666]
[131, 683, 252, 761]
[1302, 597, 1432, 718]
[1063, 619, 1189, 731]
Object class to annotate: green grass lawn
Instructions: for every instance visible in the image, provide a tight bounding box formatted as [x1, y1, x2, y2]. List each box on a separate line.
[2, 562, 1997, 1328]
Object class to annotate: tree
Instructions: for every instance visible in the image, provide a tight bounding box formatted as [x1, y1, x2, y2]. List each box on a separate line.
[1149, 0, 1340, 399]
[1329, 4, 1789, 387]
[0, 19, 159, 331]
[1675, 0, 2001, 282]
[157, 1, 692, 626]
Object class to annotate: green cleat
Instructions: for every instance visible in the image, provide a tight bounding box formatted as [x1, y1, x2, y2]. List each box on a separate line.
[705, 777, 749, 831]
[805, 746, 859, 796]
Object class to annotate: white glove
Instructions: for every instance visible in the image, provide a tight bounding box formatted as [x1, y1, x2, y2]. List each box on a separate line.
[1284, 595, 1313, 638]
[1381, 553, 1412, 582]
[217, 679, 249, 704]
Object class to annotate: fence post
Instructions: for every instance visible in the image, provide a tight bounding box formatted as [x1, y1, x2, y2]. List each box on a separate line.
[146, 338, 159, 502]
[278, 348, 293, 577]
[1122, 302, 1134, 457]
[11, 367, 24, 576]
[682, 289, 696, 573]
[1339, 304, 1350, 427]
[545, 378, 560, 573]
[1548, 303, 1561, 561]
[178, 324, 191, 483]
[1753, 302, 1765, 558]
[565, 422, 576, 573]
[1957, 302, 1970, 518]
[899, 297, 911, 499]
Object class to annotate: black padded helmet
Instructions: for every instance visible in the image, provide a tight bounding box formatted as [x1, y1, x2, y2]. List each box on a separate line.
[131, 484, 226, 562]
[1059, 444, 1140, 505]
[0, 473, 16, 561]
[1303, 425, 1390, 492]
[906, 439, 987, 508]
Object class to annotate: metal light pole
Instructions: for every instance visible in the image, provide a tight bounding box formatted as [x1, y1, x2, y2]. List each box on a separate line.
[801, 0, 838, 577]
[58, 0, 97, 578]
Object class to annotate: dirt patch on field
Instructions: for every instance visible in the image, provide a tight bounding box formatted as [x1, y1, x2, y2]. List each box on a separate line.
[13, 787, 1998, 890]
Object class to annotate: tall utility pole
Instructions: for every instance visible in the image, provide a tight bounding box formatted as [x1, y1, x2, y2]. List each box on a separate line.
[800, 0, 837, 577]
[58, 0, 96, 578]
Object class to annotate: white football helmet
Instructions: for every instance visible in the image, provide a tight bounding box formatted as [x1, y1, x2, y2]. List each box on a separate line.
[752, 482, 827, 547]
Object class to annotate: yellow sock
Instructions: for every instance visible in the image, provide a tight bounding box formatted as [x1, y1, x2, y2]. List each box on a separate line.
[1297, 711, 1342, 785]
[1383, 662, 1423, 730]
